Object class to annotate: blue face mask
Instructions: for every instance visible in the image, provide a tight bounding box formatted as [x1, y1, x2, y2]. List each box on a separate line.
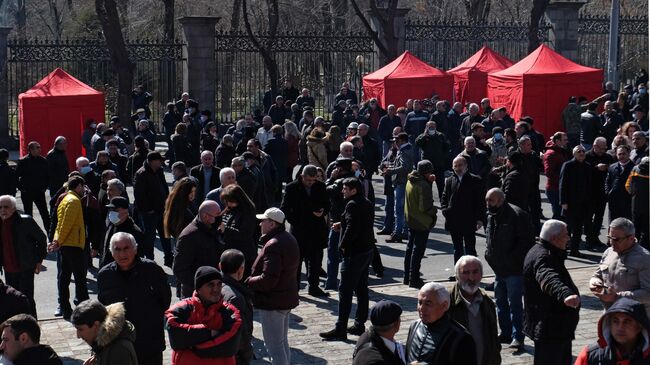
[493, 133, 503, 141]
[354, 170, 362, 178]
[640, 88, 647, 94]
[80, 165, 92, 175]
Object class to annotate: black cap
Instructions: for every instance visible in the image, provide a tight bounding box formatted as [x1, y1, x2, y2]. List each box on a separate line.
[106, 196, 129, 210]
[519, 116, 534, 124]
[242, 151, 256, 160]
[147, 151, 163, 162]
[101, 129, 115, 137]
[194, 266, 222, 290]
[624, 84, 634, 90]
[631, 105, 645, 112]
[370, 300, 402, 326]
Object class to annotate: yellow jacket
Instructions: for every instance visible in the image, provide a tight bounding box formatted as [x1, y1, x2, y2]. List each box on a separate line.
[54, 191, 86, 249]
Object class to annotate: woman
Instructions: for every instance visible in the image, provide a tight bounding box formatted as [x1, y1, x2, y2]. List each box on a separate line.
[619, 121, 641, 147]
[220, 184, 257, 277]
[307, 127, 328, 170]
[170, 122, 191, 164]
[163, 177, 198, 240]
[284, 121, 301, 181]
[324, 125, 343, 163]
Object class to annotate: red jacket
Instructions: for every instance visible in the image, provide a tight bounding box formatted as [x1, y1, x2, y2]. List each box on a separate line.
[543, 141, 571, 191]
[165, 293, 242, 365]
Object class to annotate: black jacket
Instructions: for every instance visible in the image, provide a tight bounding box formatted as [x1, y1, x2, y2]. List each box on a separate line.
[215, 144, 236, 168]
[585, 150, 615, 200]
[126, 148, 149, 184]
[222, 275, 254, 365]
[134, 161, 169, 214]
[16, 154, 48, 192]
[236, 168, 258, 206]
[353, 327, 405, 365]
[361, 135, 381, 174]
[501, 167, 529, 210]
[98, 257, 172, 356]
[13, 344, 62, 365]
[485, 203, 534, 277]
[190, 164, 221, 204]
[171, 133, 191, 164]
[559, 159, 592, 210]
[173, 218, 222, 297]
[406, 315, 477, 365]
[264, 136, 289, 183]
[0, 212, 47, 273]
[605, 161, 634, 218]
[441, 173, 485, 233]
[580, 111, 601, 145]
[221, 206, 257, 273]
[0, 282, 33, 323]
[339, 193, 375, 257]
[100, 217, 144, 268]
[46, 148, 69, 193]
[416, 131, 450, 169]
[0, 162, 16, 196]
[523, 240, 580, 342]
[280, 177, 330, 247]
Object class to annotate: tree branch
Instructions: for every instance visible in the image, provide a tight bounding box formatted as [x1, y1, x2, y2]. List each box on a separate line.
[349, 0, 390, 57]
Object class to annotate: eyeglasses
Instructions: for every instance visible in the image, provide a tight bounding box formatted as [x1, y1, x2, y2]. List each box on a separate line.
[607, 235, 631, 242]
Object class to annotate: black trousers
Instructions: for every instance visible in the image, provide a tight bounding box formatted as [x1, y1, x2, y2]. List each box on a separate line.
[534, 340, 572, 365]
[298, 243, 324, 289]
[20, 189, 50, 229]
[450, 230, 477, 263]
[137, 351, 163, 365]
[566, 207, 589, 251]
[4, 270, 36, 317]
[635, 211, 649, 250]
[57, 246, 89, 311]
[587, 198, 607, 240]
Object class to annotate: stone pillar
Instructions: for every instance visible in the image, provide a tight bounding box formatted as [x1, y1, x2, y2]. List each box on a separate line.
[0, 27, 12, 145]
[179, 17, 219, 114]
[545, 0, 587, 61]
[367, 8, 410, 65]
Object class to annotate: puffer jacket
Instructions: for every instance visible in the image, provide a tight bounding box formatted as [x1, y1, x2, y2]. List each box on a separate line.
[574, 297, 650, 365]
[165, 293, 242, 365]
[485, 203, 534, 277]
[54, 191, 86, 248]
[92, 303, 138, 365]
[405, 171, 437, 231]
[406, 314, 477, 365]
[626, 159, 649, 214]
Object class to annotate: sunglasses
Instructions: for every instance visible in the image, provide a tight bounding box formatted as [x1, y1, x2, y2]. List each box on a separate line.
[607, 235, 631, 242]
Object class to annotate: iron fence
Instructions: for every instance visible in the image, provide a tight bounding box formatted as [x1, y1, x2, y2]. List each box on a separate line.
[6, 38, 185, 137]
[215, 30, 377, 123]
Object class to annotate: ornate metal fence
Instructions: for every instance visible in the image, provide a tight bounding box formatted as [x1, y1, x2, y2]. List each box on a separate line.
[404, 20, 552, 70]
[6, 39, 185, 137]
[215, 30, 377, 123]
[577, 15, 648, 85]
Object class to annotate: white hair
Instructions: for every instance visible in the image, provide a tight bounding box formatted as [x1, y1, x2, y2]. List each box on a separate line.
[610, 217, 636, 236]
[454, 255, 483, 278]
[572, 145, 585, 154]
[419, 282, 449, 306]
[340, 141, 353, 150]
[201, 150, 213, 158]
[593, 136, 607, 146]
[0, 195, 17, 210]
[75, 157, 89, 167]
[469, 103, 479, 112]
[464, 136, 476, 145]
[219, 167, 235, 184]
[109, 232, 137, 253]
[539, 219, 567, 242]
[106, 178, 125, 193]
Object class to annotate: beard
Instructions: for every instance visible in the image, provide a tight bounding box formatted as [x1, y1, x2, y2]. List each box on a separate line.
[461, 281, 479, 295]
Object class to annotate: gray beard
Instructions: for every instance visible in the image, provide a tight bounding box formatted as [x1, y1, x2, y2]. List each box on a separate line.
[461, 282, 479, 295]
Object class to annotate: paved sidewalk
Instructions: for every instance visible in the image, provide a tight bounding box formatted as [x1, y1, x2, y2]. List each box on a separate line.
[41, 266, 602, 364]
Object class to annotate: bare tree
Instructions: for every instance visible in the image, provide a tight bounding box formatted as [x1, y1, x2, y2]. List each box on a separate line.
[219, 0, 242, 116]
[464, 0, 491, 22]
[33, 0, 66, 40]
[15, 0, 26, 37]
[527, 0, 549, 53]
[349, 0, 399, 65]
[242, 0, 280, 97]
[162, 0, 174, 39]
[96, 0, 134, 125]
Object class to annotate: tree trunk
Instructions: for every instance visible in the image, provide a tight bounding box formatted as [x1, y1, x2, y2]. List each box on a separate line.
[242, 0, 280, 98]
[464, 0, 491, 22]
[528, 0, 549, 53]
[15, 0, 26, 38]
[162, 0, 175, 40]
[219, 0, 242, 118]
[349, 0, 399, 66]
[96, 0, 135, 126]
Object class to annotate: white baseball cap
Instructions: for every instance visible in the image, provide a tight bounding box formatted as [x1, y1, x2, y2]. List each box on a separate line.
[255, 207, 285, 224]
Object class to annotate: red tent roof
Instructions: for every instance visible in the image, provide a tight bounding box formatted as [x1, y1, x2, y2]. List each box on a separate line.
[448, 46, 513, 74]
[21, 68, 102, 98]
[491, 44, 601, 77]
[364, 51, 448, 80]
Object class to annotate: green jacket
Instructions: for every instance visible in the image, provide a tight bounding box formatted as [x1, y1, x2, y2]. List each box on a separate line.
[92, 303, 138, 365]
[404, 171, 437, 231]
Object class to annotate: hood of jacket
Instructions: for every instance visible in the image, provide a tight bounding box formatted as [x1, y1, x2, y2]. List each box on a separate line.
[596, 297, 650, 353]
[95, 302, 136, 349]
[407, 171, 428, 185]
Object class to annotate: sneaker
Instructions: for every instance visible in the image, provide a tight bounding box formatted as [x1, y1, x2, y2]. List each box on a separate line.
[54, 306, 63, 317]
[448, 275, 456, 282]
[319, 268, 327, 278]
[376, 228, 392, 235]
[319, 327, 347, 341]
[498, 334, 511, 343]
[347, 323, 365, 336]
[308, 287, 330, 297]
[386, 234, 403, 243]
[509, 339, 524, 350]
[402, 277, 410, 285]
[409, 278, 425, 289]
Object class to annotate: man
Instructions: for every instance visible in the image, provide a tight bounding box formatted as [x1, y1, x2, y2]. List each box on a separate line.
[72, 299, 137, 365]
[448, 256, 501, 365]
[280, 165, 330, 296]
[15, 142, 50, 229]
[461, 103, 483, 138]
[517, 136, 543, 233]
[378, 129, 401, 235]
[46, 136, 69, 196]
[606, 145, 634, 221]
[501, 151, 529, 210]
[585, 137, 615, 246]
[106, 139, 128, 182]
[403, 160, 437, 288]
[523, 220, 580, 364]
[352, 300, 406, 365]
[136, 119, 157, 150]
[0, 149, 15, 198]
[404, 100, 429, 147]
[447, 102, 464, 155]
[561, 96, 582, 148]
[268, 96, 288, 125]
[246, 208, 299, 364]
[481, 109, 504, 136]
[415, 121, 449, 199]
[98, 232, 171, 365]
[0, 279, 32, 324]
[190, 150, 221, 204]
[630, 131, 649, 165]
[358, 123, 380, 180]
[206, 167, 237, 209]
[90, 151, 119, 182]
[627, 157, 649, 249]
[590, 218, 650, 317]
[484, 188, 533, 350]
[175, 92, 189, 116]
[0, 195, 47, 317]
[320, 178, 375, 340]
[335, 83, 358, 106]
[382, 133, 414, 243]
[100, 196, 143, 267]
[480, 97, 493, 118]
[600, 100, 624, 146]
[580, 102, 600, 149]
[406, 282, 477, 364]
[543, 132, 571, 219]
[559, 145, 592, 257]
[574, 297, 650, 364]
[295, 88, 315, 110]
[459, 136, 491, 182]
[378, 105, 401, 156]
[256, 116, 274, 148]
[134, 151, 172, 265]
[220, 249, 254, 365]
[173, 200, 222, 298]
[0, 314, 62, 365]
[231, 157, 257, 205]
[50, 176, 88, 319]
[75, 156, 101, 197]
[245, 139, 277, 207]
[441, 156, 485, 271]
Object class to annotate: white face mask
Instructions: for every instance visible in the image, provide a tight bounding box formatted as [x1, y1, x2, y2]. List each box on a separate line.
[108, 211, 121, 224]
[90, 123, 97, 129]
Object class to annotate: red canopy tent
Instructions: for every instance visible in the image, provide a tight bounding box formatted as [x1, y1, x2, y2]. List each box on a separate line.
[448, 46, 513, 107]
[19, 68, 105, 169]
[487, 45, 603, 138]
[363, 51, 453, 108]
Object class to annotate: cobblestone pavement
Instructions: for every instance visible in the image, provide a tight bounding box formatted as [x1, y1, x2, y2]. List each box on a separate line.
[41, 266, 602, 364]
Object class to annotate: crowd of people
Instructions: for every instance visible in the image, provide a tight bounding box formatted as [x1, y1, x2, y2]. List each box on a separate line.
[0, 76, 648, 365]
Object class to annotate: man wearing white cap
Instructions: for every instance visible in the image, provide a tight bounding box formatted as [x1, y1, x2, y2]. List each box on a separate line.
[245, 208, 300, 365]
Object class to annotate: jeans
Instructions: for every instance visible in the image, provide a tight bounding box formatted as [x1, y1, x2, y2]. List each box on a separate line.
[494, 275, 524, 342]
[20, 190, 51, 230]
[581, 143, 593, 151]
[393, 184, 406, 235]
[259, 309, 291, 365]
[450, 230, 477, 263]
[546, 189, 561, 220]
[325, 229, 340, 290]
[382, 191, 395, 231]
[336, 249, 373, 330]
[534, 340, 572, 365]
[382, 140, 392, 157]
[404, 229, 428, 282]
[4, 270, 36, 317]
[140, 211, 172, 260]
[57, 246, 89, 311]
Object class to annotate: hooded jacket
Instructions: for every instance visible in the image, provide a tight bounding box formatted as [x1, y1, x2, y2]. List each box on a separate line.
[574, 297, 650, 365]
[306, 134, 328, 170]
[405, 171, 437, 232]
[92, 303, 138, 365]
